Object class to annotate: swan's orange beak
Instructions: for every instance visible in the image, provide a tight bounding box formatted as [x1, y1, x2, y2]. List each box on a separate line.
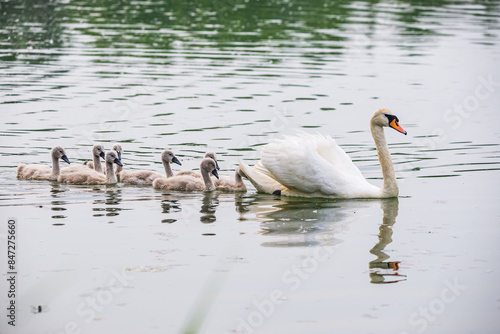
[389, 119, 407, 135]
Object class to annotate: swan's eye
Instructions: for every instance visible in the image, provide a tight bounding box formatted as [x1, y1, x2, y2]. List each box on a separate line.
[384, 114, 399, 124]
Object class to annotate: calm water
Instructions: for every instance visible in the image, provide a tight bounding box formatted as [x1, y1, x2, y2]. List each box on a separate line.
[1, 1, 500, 333]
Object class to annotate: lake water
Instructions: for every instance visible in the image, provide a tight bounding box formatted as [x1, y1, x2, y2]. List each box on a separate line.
[1, 1, 499, 333]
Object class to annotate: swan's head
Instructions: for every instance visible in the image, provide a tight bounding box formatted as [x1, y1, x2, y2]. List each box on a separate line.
[106, 150, 123, 167]
[93, 144, 106, 159]
[204, 151, 220, 170]
[112, 144, 123, 160]
[162, 150, 182, 166]
[371, 108, 407, 135]
[201, 158, 219, 179]
[52, 146, 70, 164]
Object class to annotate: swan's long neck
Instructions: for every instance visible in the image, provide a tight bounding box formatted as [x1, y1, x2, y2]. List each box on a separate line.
[52, 154, 60, 176]
[202, 169, 215, 191]
[371, 124, 398, 197]
[235, 170, 244, 187]
[106, 161, 118, 184]
[162, 161, 173, 178]
[115, 165, 122, 174]
[93, 154, 103, 173]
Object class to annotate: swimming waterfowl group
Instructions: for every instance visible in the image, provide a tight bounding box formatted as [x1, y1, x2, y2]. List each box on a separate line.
[16, 143, 247, 192]
[16, 109, 407, 198]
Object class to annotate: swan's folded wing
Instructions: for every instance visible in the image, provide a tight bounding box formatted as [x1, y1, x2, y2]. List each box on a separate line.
[260, 134, 368, 196]
[312, 133, 366, 179]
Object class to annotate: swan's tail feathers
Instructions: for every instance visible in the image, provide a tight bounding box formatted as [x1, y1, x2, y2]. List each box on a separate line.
[238, 159, 284, 194]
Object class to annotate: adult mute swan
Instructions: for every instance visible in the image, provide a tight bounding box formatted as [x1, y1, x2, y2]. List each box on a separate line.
[152, 158, 219, 191]
[239, 108, 407, 199]
[17, 146, 70, 181]
[58, 150, 123, 185]
[119, 149, 181, 185]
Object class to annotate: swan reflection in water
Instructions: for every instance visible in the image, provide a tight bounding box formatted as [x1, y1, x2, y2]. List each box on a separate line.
[241, 195, 405, 284]
[247, 196, 355, 248]
[159, 191, 221, 224]
[90, 187, 123, 220]
[200, 191, 219, 224]
[50, 182, 69, 222]
[369, 199, 406, 284]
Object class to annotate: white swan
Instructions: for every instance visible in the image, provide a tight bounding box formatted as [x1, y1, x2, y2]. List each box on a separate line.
[215, 167, 247, 192]
[176, 151, 220, 177]
[17, 146, 71, 181]
[58, 150, 123, 185]
[152, 158, 219, 191]
[239, 108, 407, 199]
[119, 150, 181, 185]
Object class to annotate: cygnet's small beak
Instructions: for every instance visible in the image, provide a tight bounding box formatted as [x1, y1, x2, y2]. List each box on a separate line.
[172, 156, 182, 166]
[62, 155, 70, 164]
[389, 119, 407, 135]
[211, 169, 219, 179]
[215, 161, 220, 170]
[114, 158, 123, 167]
[99, 152, 105, 159]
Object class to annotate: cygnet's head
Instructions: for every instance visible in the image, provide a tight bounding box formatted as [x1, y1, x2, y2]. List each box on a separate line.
[201, 158, 219, 179]
[93, 144, 106, 159]
[52, 146, 70, 164]
[106, 150, 123, 167]
[112, 143, 123, 160]
[371, 108, 407, 135]
[161, 150, 182, 166]
[204, 151, 220, 170]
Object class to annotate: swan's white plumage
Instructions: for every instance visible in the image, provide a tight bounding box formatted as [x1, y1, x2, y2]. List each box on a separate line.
[260, 133, 379, 197]
[239, 109, 406, 199]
